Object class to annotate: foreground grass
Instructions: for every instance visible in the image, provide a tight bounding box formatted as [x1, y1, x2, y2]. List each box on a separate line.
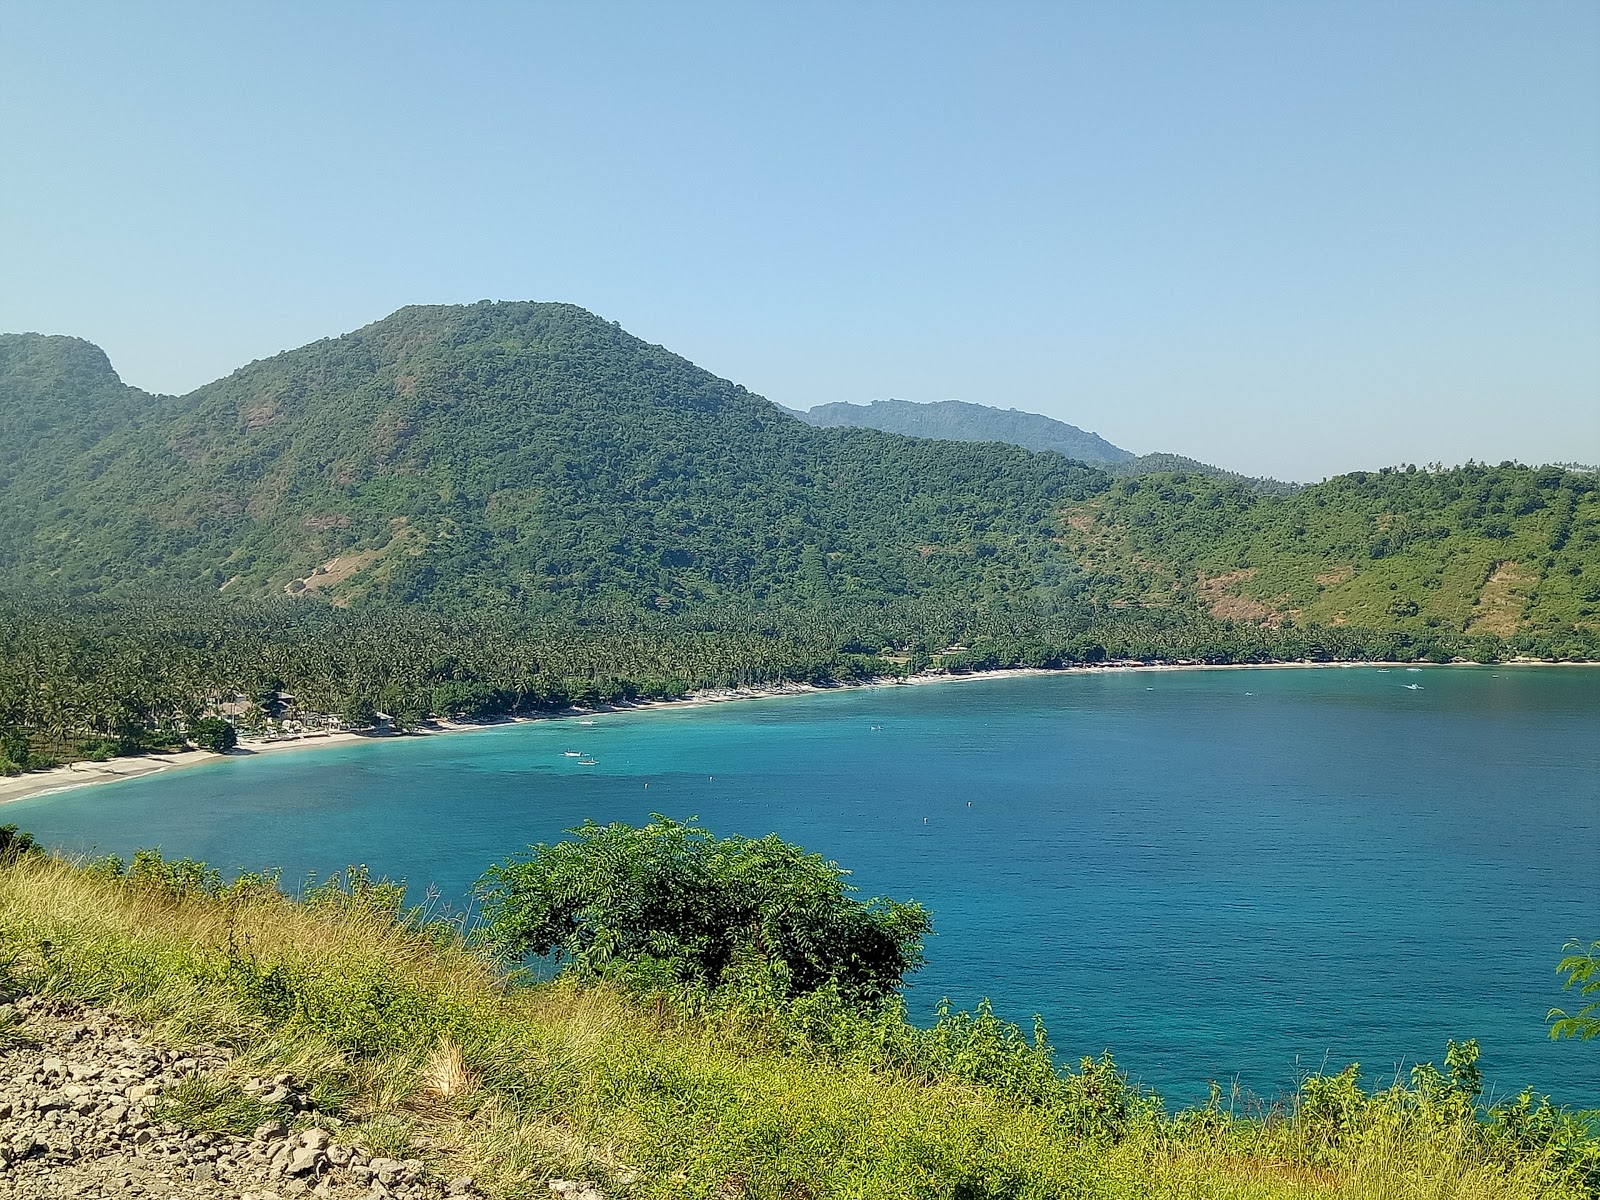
[0, 852, 1593, 1200]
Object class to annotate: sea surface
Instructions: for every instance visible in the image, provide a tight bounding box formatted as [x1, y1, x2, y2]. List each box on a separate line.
[10, 666, 1599, 1108]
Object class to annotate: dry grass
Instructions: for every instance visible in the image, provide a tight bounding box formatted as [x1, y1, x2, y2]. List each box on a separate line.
[0, 853, 1589, 1200]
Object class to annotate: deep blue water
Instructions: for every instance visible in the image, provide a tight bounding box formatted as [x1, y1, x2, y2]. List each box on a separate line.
[9, 666, 1599, 1108]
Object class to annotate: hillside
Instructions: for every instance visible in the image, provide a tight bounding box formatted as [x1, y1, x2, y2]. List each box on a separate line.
[1, 302, 1595, 671]
[798, 397, 1132, 463]
[1106, 452, 1301, 496]
[0, 842, 1593, 1200]
[0, 306, 1107, 613]
[1058, 466, 1600, 657]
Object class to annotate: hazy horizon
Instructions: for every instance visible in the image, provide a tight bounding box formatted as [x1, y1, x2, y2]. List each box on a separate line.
[2, 2, 1595, 480]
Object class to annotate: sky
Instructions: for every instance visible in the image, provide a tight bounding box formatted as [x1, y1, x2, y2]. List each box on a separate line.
[2, 2, 1596, 481]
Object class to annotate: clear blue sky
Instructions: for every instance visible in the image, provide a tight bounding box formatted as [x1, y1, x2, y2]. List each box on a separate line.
[2, 2, 1595, 480]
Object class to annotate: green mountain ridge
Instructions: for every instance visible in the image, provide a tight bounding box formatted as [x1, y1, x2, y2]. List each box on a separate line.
[0, 304, 1105, 612]
[1, 301, 1596, 657]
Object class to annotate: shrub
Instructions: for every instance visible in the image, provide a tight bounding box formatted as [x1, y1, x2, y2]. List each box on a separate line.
[476, 817, 931, 1006]
[190, 717, 237, 753]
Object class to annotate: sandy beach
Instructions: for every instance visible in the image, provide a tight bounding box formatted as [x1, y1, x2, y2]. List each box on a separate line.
[1, 657, 1588, 809]
[0, 730, 374, 808]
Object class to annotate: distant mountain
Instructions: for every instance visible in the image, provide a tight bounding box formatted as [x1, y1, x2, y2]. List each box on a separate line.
[796, 397, 1297, 493]
[798, 398, 1133, 464]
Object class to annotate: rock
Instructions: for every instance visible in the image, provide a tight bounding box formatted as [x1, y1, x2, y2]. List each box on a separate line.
[0, 992, 478, 1199]
[301, 1127, 332, 1150]
[370, 1156, 409, 1186]
[261, 1084, 293, 1105]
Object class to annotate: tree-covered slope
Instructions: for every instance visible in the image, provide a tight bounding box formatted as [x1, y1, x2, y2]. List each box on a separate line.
[0, 304, 1107, 612]
[3, 304, 1595, 659]
[1105, 452, 1300, 496]
[799, 397, 1133, 464]
[0, 334, 174, 579]
[1058, 464, 1600, 655]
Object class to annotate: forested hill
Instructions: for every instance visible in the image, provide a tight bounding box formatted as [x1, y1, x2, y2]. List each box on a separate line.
[799, 398, 1132, 464]
[2, 302, 1597, 662]
[1058, 465, 1600, 655]
[0, 304, 1107, 612]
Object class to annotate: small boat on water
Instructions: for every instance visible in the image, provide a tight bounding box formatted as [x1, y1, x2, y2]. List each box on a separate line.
[577, 758, 599, 766]
[1405, 667, 1423, 672]
[563, 751, 582, 757]
[578, 719, 595, 725]
[1405, 684, 1423, 690]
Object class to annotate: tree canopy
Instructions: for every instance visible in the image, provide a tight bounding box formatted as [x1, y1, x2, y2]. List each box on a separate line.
[474, 817, 931, 1006]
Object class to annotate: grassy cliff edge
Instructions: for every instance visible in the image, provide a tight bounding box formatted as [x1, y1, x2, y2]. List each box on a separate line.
[0, 846, 1594, 1200]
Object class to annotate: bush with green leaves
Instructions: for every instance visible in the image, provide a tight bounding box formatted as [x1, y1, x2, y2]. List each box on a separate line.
[189, 716, 237, 753]
[1550, 937, 1600, 1043]
[0, 825, 38, 864]
[476, 816, 931, 1006]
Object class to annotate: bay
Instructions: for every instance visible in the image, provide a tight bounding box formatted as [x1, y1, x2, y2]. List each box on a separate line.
[9, 665, 1599, 1108]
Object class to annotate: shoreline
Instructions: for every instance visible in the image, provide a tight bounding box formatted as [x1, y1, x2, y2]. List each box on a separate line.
[1, 657, 1593, 808]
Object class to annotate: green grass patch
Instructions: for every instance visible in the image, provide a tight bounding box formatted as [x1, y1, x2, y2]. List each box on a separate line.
[0, 850, 1594, 1199]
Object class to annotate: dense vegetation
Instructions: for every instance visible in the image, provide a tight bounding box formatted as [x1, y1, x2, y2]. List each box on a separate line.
[0, 833, 1594, 1198]
[1059, 464, 1600, 659]
[1, 302, 1596, 766]
[0, 308, 1108, 612]
[476, 817, 931, 1006]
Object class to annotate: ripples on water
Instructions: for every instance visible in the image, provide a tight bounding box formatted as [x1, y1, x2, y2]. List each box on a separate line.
[12, 665, 1600, 1107]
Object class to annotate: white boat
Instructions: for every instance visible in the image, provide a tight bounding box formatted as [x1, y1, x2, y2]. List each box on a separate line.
[578, 719, 595, 725]
[563, 751, 582, 757]
[1405, 684, 1423, 690]
[577, 758, 598, 766]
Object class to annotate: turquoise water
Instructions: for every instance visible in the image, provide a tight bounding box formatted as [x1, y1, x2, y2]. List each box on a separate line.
[10, 666, 1599, 1108]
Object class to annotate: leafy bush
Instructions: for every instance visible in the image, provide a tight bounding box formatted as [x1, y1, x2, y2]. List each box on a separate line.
[1, 729, 30, 771]
[1551, 937, 1600, 1042]
[476, 817, 931, 1006]
[190, 717, 237, 753]
[0, 825, 39, 864]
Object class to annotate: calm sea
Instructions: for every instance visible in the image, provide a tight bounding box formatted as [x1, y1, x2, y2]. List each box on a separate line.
[10, 666, 1599, 1108]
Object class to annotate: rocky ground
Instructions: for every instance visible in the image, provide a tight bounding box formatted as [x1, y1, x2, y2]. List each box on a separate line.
[0, 996, 604, 1200]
